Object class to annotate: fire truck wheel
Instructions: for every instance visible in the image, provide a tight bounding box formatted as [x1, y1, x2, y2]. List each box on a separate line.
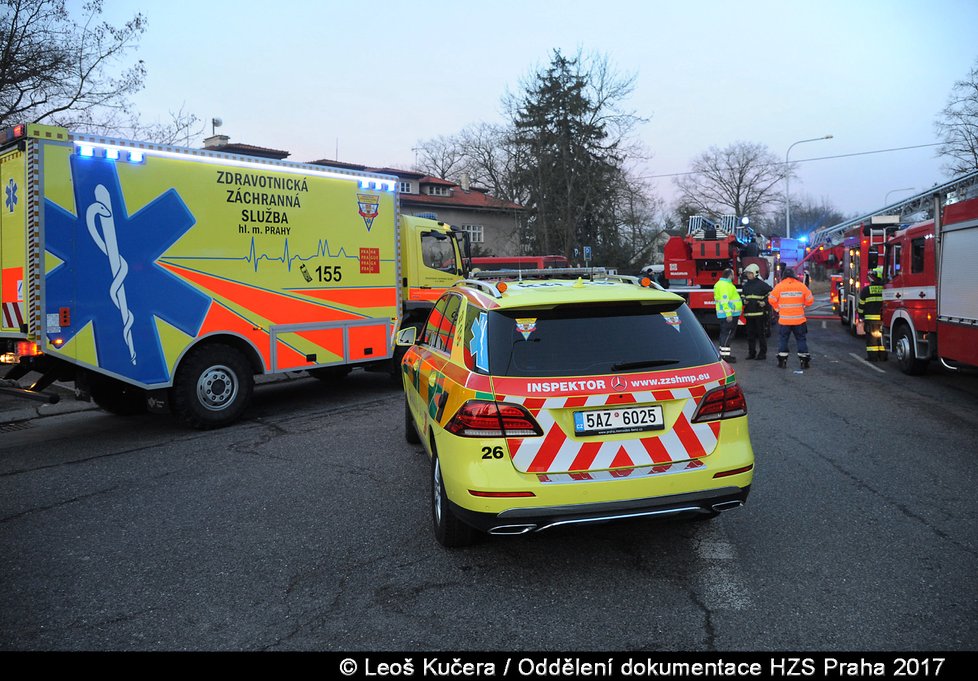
[171, 344, 254, 429]
[405, 396, 421, 444]
[89, 375, 147, 416]
[431, 444, 477, 548]
[894, 325, 928, 376]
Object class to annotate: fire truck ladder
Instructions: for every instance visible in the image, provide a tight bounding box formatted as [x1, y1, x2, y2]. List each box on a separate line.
[810, 169, 978, 247]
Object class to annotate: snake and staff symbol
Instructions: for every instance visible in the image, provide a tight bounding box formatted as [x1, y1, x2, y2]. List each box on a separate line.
[86, 184, 137, 365]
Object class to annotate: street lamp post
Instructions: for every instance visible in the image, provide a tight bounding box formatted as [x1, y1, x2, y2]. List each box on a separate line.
[785, 135, 833, 239]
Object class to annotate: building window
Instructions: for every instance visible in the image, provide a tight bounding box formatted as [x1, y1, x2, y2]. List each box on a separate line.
[427, 185, 450, 196]
[461, 224, 484, 244]
[399, 181, 413, 194]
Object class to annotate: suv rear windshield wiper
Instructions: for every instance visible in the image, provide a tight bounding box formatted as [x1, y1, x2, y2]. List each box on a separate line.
[610, 359, 680, 372]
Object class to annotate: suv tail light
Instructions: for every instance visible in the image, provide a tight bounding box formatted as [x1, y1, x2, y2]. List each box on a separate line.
[691, 385, 747, 422]
[446, 400, 543, 438]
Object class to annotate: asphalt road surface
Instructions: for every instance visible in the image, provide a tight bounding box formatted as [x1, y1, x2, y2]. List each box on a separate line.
[1, 319, 976, 652]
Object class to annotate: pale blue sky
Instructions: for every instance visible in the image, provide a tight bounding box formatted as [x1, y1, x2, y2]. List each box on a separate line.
[103, 0, 978, 223]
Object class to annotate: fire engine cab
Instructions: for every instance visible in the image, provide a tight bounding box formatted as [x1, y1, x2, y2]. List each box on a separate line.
[882, 194, 978, 374]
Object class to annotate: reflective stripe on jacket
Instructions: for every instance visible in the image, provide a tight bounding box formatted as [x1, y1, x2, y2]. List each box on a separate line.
[713, 278, 743, 319]
[769, 276, 814, 326]
[742, 277, 772, 317]
[858, 283, 884, 321]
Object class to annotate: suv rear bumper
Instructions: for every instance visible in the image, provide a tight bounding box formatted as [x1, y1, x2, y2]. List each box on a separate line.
[450, 485, 750, 535]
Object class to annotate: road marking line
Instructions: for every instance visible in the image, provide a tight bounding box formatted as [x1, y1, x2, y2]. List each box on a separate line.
[694, 522, 751, 610]
[849, 352, 886, 373]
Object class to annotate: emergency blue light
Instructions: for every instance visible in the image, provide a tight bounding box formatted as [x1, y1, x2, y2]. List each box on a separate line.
[358, 179, 394, 192]
[129, 150, 144, 163]
[105, 148, 120, 160]
[77, 145, 94, 157]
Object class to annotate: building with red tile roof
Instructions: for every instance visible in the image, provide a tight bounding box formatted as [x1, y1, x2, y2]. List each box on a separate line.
[310, 162, 526, 256]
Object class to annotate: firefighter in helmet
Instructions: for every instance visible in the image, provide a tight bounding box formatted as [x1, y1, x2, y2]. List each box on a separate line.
[741, 263, 772, 360]
[858, 266, 887, 361]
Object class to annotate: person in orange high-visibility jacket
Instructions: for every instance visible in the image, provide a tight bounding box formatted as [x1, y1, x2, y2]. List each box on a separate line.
[769, 268, 815, 369]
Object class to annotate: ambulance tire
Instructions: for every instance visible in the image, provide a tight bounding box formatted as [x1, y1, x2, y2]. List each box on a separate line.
[405, 396, 421, 444]
[431, 446, 477, 548]
[171, 344, 254, 429]
[89, 375, 147, 416]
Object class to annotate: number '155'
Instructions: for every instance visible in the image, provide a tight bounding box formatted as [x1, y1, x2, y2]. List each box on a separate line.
[316, 266, 342, 282]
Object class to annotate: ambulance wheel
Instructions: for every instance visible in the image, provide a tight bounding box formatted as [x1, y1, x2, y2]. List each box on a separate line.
[894, 325, 927, 376]
[89, 375, 147, 416]
[431, 446, 477, 548]
[171, 344, 254, 429]
[405, 396, 421, 444]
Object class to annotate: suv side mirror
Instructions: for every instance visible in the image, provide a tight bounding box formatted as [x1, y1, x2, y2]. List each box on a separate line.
[396, 326, 418, 346]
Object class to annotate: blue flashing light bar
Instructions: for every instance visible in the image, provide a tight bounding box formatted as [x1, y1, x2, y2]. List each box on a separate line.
[74, 144, 146, 164]
[69, 139, 395, 187]
[358, 178, 395, 192]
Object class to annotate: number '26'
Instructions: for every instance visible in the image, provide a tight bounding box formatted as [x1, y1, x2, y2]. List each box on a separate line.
[481, 446, 505, 460]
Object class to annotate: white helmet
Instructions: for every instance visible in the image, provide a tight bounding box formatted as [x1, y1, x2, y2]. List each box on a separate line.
[744, 263, 760, 275]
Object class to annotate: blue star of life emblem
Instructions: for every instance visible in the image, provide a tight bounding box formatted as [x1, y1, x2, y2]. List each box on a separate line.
[5, 178, 17, 212]
[469, 311, 489, 372]
[44, 155, 211, 385]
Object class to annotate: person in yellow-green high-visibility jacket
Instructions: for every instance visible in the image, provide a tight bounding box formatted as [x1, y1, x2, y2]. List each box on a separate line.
[713, 268, 743, 363]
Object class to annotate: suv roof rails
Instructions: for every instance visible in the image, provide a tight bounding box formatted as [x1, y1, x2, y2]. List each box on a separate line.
[470, 266, 609, 281]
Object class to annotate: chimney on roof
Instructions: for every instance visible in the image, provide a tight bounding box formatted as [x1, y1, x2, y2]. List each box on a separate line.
[203, 134, 230, 149]
[460, 172, 471, 191]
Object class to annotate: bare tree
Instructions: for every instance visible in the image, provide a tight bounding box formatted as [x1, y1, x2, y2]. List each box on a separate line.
[673, 141, 789, 222]
[1, 0, 202, 144]
[413, 133, 467, 181]
[1, 0, 145, 126]
[935, 57, 978, 177]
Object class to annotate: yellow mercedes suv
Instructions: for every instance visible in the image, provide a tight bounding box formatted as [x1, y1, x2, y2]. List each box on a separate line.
[398, 270, 754, 547]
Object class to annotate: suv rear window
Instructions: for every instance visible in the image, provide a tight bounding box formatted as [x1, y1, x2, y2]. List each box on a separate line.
[484, 301, 718, 377]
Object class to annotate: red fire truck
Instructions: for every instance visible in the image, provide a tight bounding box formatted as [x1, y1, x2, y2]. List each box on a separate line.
[882, 194, 978, 374]
[662, 215, 768, 327]
[837, 215, 901, 335]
